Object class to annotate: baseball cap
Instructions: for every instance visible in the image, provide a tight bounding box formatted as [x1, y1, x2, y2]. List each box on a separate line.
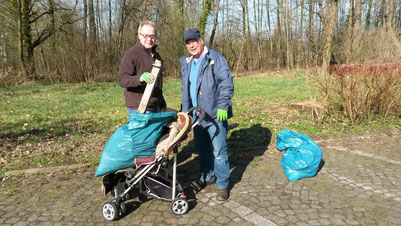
[184, 29, 201, 42]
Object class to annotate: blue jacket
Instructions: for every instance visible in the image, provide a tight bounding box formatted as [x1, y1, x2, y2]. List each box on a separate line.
[180, 47, 234, 127]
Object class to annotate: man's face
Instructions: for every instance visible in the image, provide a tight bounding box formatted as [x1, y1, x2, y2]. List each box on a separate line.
[185, 38, 204, 59]
[138, 24, 156, 49]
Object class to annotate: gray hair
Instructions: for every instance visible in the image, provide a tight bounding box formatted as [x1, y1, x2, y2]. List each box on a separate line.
[138, 21, 157, 35]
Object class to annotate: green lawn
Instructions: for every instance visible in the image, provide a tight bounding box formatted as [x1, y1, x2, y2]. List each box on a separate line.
[1, 72, 399, 140]
[0, 72, 399, 172]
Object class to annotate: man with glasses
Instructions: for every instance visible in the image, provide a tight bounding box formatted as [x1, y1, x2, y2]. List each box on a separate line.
[180, 28, 234, 201]
[118, 21, 166, 117]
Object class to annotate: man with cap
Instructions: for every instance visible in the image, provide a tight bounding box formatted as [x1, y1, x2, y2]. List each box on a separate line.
[180, 28, 234, 201]
[118, 21, 166, 118]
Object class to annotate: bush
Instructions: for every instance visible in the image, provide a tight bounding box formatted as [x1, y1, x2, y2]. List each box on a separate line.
[313, 63, 401, 123]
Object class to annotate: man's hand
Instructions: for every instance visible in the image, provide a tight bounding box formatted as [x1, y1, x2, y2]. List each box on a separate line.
[217, 108, 227, 121]
[140, 72, 155, 84]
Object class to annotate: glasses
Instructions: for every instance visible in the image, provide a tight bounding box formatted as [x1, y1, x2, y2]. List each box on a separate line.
[140, 33, 156, 40]
[185, 39, 200, 46]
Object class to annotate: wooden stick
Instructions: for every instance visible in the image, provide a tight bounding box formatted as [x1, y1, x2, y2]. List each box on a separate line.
[138, 59, 162, 113]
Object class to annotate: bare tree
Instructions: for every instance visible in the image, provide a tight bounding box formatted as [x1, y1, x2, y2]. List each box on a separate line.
[297, 0, 305, 68]
[276, 0, 282, 68]
[322, 0, 339, 70]
[17, 0, 26, 77]
[307, 0, 314, 65]
[3, 0, 401, 84]
[387, 0, 395, 29]
[284, 0, 291, 69]
[83, 0, 88, 44]
[266, 0, 274, 65]
[365, 0, 373, 30]
[199, 0, 213, 38]
[235, 0, 248, 73]
[88, 0, 97, 46]
[209, 0, 220, 48]
[351, 0, 361, 61]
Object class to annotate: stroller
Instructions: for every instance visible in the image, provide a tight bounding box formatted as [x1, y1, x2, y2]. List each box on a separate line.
[101, 107, 205, 221]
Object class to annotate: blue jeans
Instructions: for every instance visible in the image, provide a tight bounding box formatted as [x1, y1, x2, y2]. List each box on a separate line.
[193, 120, 230, 189]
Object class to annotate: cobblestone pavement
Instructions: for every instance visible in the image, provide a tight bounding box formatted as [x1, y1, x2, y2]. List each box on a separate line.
[1, 128, 400, 225]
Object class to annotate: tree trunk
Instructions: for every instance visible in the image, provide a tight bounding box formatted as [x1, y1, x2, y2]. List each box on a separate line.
[387, 0, 395, 29]
[378, 0, 387, 27]
[17, 0, 27, 76]
[108, 0, 113, 71]
[351, 0, 361, 61]
[209, 0, 220, 48]
[88, 0, 96, 47]
[253, 0, 262, 69]
[307, 0, 313, 65]
[365, 0, 373, 30]
[345, 0, 353, 63]
[235, 0, 248, 73]
[199, 0, 212, 38]
[175, 0, 185, 58]
[322, 0, 338, 71]
[245, 0, 250, 70]
[177, 0, 184, 36]
[48, 0, 55, 52]
[96, 0, 102, 44]
[83, 0, 87, 44]
[285, 0, 290, 69]
[276, 0, 281, 68]
[297, 0, 305, 68]
[21, 0, 35, 80]
[117, 0, 126, 53]
[108, 0, 112, 41]
[266, 0, 273, 66]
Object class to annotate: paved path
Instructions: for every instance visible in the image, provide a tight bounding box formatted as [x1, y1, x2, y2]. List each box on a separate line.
[1, 129, 401, 225]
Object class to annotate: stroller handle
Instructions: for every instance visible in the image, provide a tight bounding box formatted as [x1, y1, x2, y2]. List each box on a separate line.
[186, 106, 206, 128]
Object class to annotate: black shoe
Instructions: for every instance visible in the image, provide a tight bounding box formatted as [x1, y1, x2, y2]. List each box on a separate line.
[216, 189, 229, 201]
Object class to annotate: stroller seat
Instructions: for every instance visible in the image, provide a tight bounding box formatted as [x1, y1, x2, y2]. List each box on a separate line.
[134, 112, 192, 168]
[134, 156, 156, 167]
[155, 112, 192, 157]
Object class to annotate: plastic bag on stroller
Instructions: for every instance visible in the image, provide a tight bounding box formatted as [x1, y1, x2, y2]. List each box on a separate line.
[94, 111, 177, 178]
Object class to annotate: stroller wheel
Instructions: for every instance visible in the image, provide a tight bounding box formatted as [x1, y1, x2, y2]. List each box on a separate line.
[102, 201, 118, 221]
[171, 197, 189, 215]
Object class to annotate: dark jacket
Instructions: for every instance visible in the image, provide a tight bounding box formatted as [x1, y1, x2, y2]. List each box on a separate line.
[118, 41, 166, 110]
[180, 46, 234, 127]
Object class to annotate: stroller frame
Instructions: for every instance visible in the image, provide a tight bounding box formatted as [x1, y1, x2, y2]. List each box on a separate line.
[102, 107, 204, 221]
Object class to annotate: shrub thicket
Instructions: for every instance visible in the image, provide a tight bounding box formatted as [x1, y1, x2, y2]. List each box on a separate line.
[314, 63, 401, 123]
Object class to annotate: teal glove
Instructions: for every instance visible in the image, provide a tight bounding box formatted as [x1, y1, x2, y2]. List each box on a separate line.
[217, 108, 228, 121]
[140, 72, 155, 84]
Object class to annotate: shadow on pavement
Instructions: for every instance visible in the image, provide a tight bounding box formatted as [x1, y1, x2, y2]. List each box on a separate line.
[227, 124, 272, 191]
[317, 158, 326, 174]
[121, 200, 142, 218]
[174, 124, 272, 199]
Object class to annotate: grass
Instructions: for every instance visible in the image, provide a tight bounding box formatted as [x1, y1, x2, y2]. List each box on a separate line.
[1, 83, 127, 138]
[0, 71, 400, 173]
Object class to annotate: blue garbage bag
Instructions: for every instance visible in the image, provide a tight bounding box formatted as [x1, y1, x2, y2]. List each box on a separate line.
[276, 130, 323, 181]
[94, 111, 177, 178]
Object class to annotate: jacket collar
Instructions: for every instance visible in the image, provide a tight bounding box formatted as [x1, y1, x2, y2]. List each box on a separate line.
[185, 46, 209, 64]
